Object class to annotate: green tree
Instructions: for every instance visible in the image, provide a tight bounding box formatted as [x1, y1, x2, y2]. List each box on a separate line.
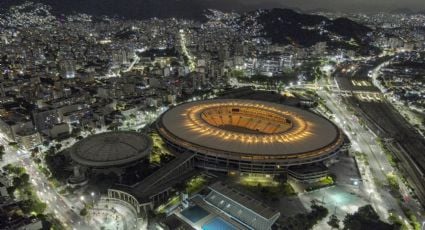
[343, 205, 394, 230]
[21, 199, 47, 214]
[3, 164, 25, 176]
[55, 143, 62, 151]
[80, 208, 88, 216]
[0, 145, 5, 161]
[31, 200, 47, 214]
[328, 214, 340, 229]
[13, 173, 30, 188]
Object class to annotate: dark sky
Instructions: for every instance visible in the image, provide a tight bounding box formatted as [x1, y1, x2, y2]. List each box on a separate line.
[241, 0, 425, 12]
[1, 0, 425, 16]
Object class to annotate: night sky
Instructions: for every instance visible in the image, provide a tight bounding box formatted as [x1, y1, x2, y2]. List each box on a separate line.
[1, 0, 425, 16]
[243, 0, 425, 12]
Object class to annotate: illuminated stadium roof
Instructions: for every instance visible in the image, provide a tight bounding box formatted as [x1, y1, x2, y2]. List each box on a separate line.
[70, 131, 152, 167]
[158, 99, 344, 162]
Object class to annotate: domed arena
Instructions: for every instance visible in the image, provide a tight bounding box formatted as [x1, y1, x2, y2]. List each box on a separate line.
[70, 131, 152, 168]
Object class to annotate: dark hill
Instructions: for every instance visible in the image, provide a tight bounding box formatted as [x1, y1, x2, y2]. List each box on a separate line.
[239, 8, 372, 47]
[0, 0, 276, 20]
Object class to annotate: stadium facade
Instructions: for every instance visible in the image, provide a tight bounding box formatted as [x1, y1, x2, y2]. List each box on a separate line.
[157, 99, 348, 180]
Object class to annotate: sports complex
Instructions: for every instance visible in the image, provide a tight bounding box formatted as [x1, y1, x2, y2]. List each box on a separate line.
[157, 99, 346, 177]
[103, 99, 347, 229]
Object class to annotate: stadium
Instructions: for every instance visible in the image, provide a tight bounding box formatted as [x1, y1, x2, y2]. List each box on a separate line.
[105, 100, 347, 219]
[157, 99, 346, 178]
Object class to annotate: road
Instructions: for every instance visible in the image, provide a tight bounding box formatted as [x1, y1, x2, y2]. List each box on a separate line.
[368, 58, 425, 220]
[317, 86, 406, 221]
[179, 29, 195, 71]
[123, 54, 140, 73]
[0, 134, 90, 230]
[319, 64, 425, 226]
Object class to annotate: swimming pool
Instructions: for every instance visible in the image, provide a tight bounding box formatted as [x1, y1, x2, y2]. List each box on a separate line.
[202, 217, 237, 230]
[181, 205, 210, 223]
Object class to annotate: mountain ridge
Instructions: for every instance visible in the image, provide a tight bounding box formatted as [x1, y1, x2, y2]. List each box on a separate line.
[238, 8, 372, 48]
[0, 0, 285, 20]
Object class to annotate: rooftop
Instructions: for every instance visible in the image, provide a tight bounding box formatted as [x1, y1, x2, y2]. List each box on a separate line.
[70, 131, 152, 167]
[208, 182, 280, 220]
[159, 99, 343, 159]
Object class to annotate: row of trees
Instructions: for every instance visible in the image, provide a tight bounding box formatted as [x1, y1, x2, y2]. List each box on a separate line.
[2, 164, 47, 215]
[342, 205, 396, 230]
[2, 164, 64, 228]
[279, 204, 395, 230]
[280, 203, 329, 230]
[326, 205, 398, 230]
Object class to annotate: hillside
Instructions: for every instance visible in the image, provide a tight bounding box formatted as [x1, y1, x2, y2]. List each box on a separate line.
[238, 8, 372, 47]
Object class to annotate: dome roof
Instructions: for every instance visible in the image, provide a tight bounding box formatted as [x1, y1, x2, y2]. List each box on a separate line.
[70, 131, 152, 167]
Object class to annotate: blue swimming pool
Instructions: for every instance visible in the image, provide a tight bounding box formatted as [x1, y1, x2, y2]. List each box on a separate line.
[202, 217, 237, 230]
[181, 205, 209, 223]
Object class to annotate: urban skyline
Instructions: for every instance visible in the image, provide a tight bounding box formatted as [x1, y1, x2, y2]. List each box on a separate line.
[0, 1, 424, 230]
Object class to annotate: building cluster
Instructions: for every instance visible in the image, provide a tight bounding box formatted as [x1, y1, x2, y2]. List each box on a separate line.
[378, 52, 425, 112]
[1, 2, 425, 230]
[353, 13, 425, 52]
[0, 3, 356, 150]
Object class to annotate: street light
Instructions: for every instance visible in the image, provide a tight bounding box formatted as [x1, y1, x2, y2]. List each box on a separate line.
[80, 196, 85, 201]
[90, 192, 96, 207]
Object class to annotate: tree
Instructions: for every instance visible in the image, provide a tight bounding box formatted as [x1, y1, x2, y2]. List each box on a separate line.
[328, 214, 340, 229]
[21, 199, 47, 214]
[13, 173, 30, 188]
[0, 145, 5, 160]
[80, 208, 88, 216]
[280, 202, 329, 230]
[31, 200, 47, 214]
[0, 149, 4, 161]
[174, 182, 186, 192]
[55, 143, 62, 151]
[3, 164, 25, 176]
[343, 205, 394, 230]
